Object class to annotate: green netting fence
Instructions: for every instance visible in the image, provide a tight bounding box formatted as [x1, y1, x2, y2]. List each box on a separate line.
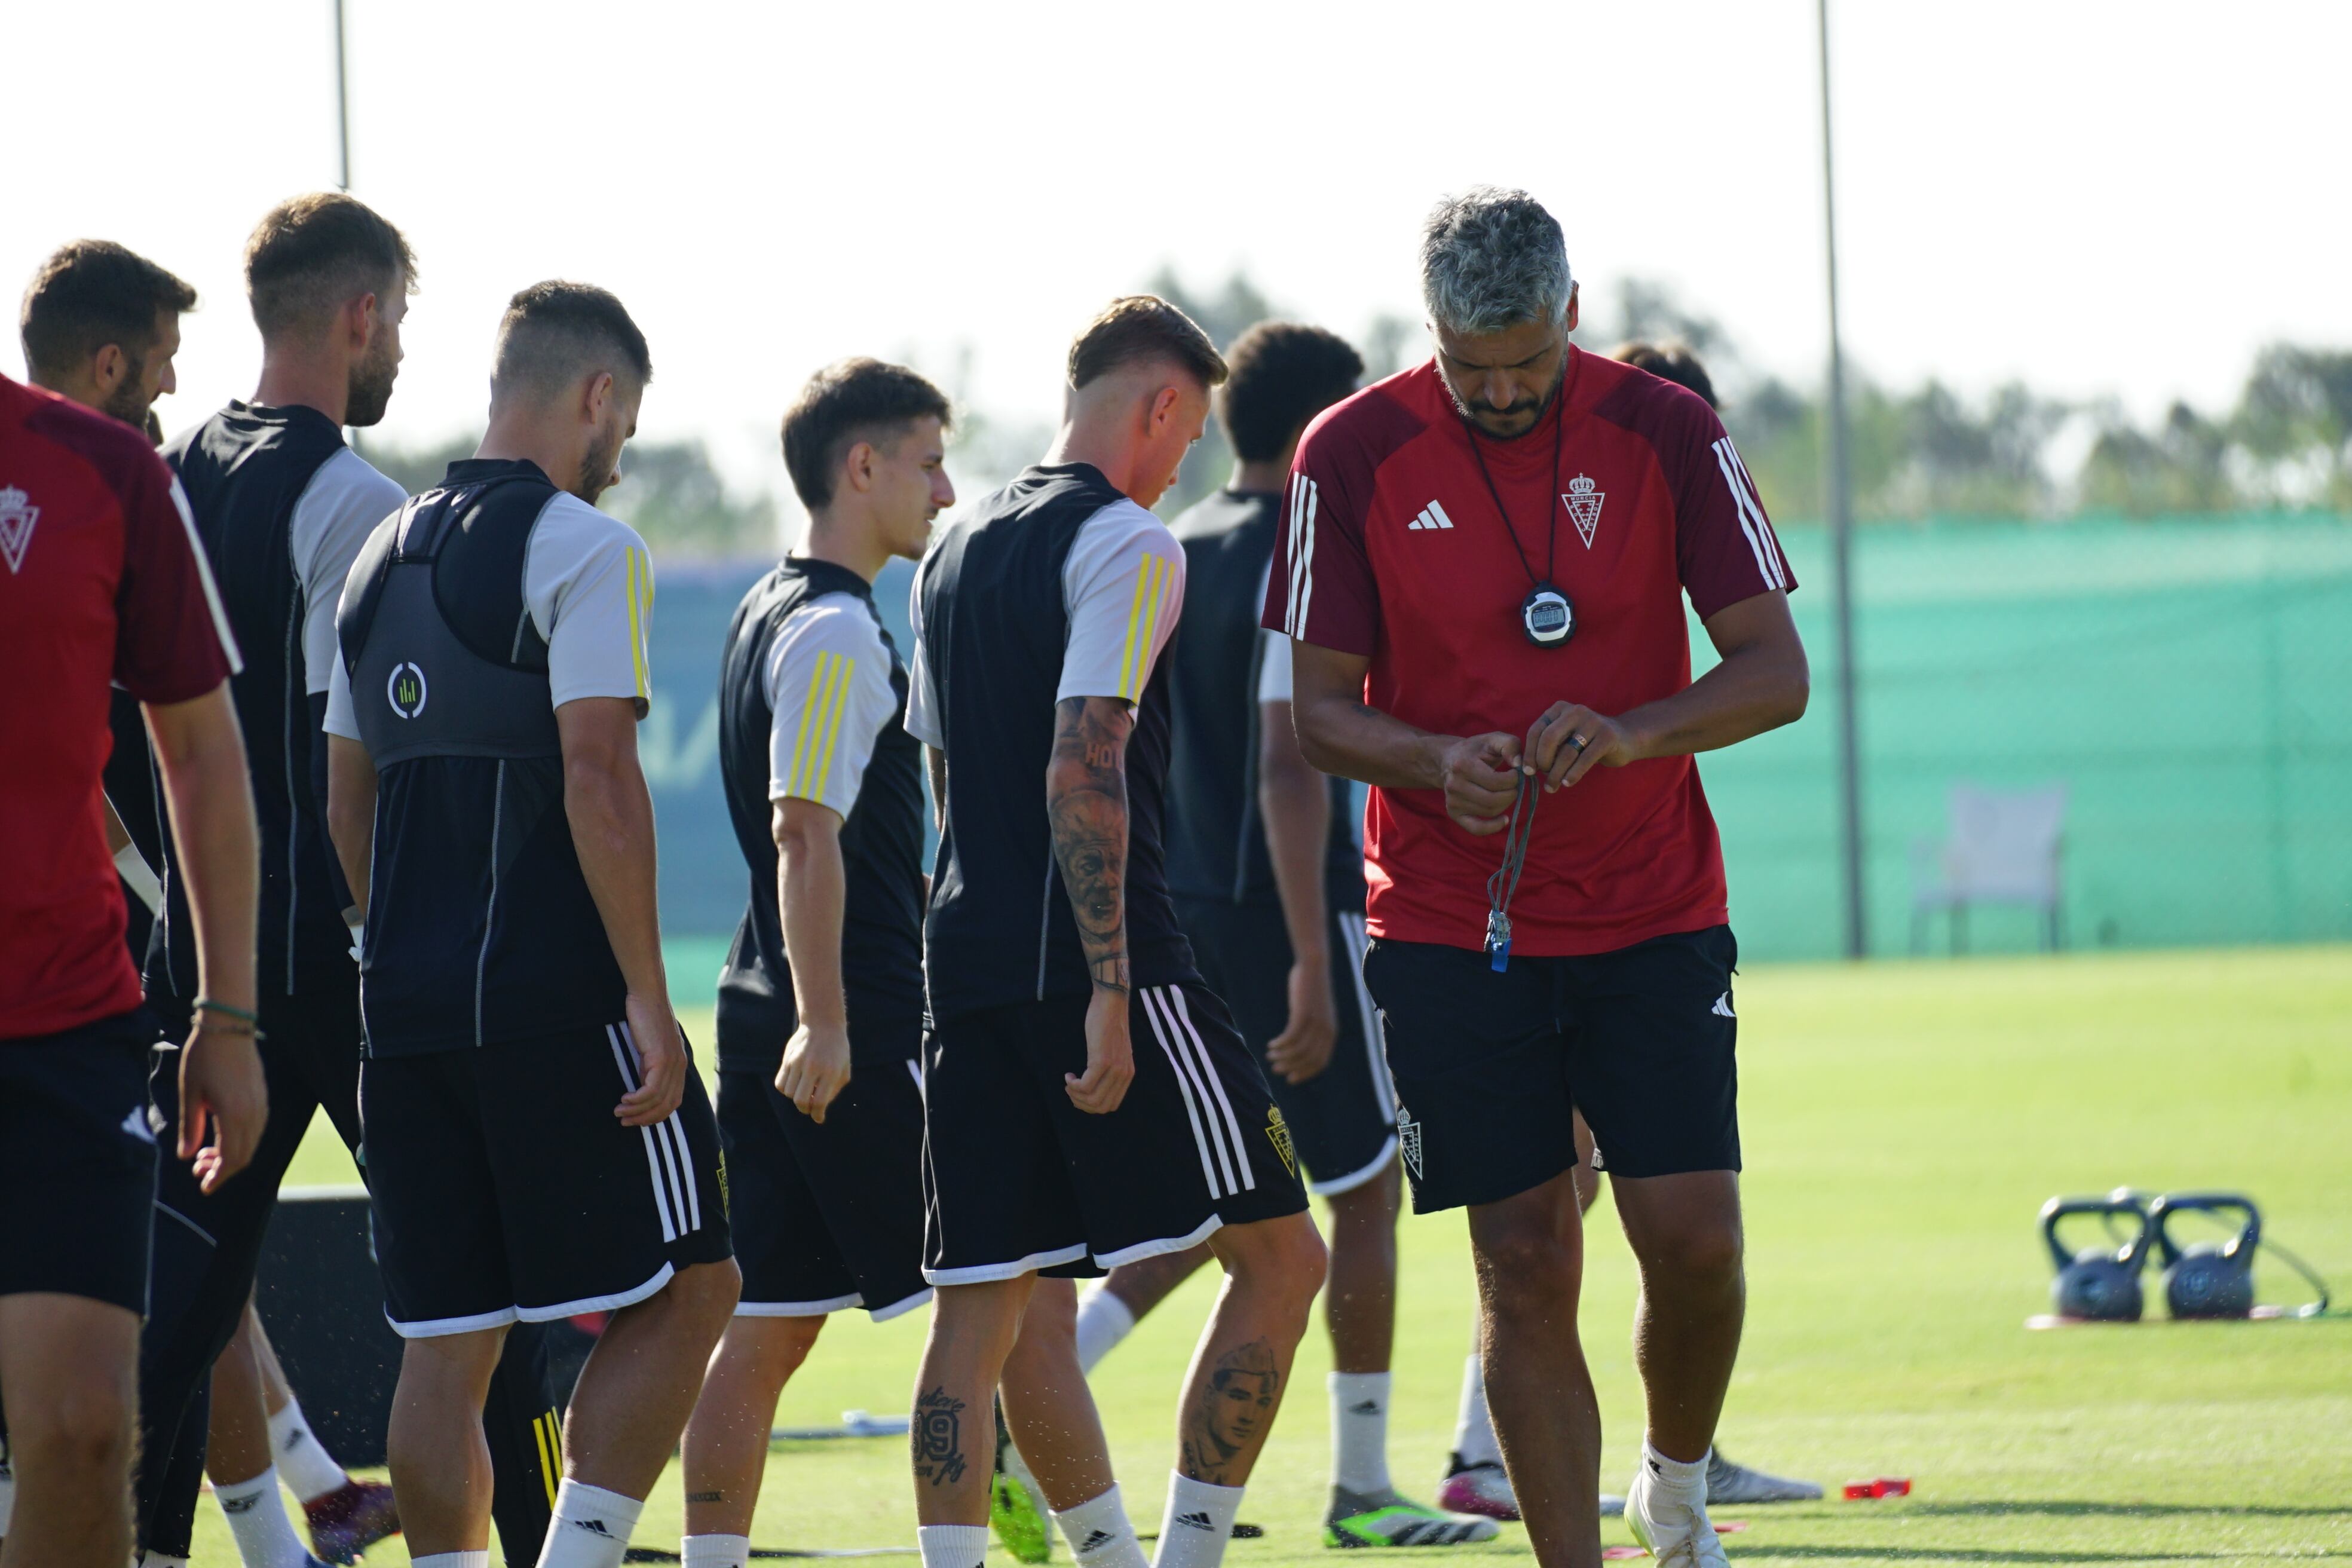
[1704, 514, 2352, 960]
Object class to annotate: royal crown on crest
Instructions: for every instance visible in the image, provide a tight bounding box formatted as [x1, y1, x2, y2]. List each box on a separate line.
[1563, 473, 1604, 545]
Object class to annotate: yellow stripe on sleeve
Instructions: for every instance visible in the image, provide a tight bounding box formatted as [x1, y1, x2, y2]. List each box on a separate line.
[1136, 554, 1169, 697]
[790, 650, 834, 800]
[811, 655, 855, 801]
[625, 547, 648, 702]
[1120, 553, 1171, 702]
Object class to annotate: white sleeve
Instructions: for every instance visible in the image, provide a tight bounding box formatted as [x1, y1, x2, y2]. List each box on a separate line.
[1056, 500, 1185, 706]
[904, 564, 942, 748]
[1255, 630, 1293, 704]
[525, 494, 656, 714]
[290, 449, 407, 695]
[764, 595, 898, 815]
[323, 653, 359, 739]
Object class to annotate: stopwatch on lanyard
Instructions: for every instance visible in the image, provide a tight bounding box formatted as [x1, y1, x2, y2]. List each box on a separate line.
[1466, 394, 1573, 648]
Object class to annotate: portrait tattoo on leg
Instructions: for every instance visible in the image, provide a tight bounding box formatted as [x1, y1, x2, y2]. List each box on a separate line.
[1179, 1338, 1281, 1485]
[913, 1385, 969, 1489]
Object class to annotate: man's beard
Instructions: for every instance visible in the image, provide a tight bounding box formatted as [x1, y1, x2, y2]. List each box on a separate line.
[101, 356, 151, 428]
[1447, 356, 1569, 439]
[344, 344, 398, 427]
[576, 424, 625, 504]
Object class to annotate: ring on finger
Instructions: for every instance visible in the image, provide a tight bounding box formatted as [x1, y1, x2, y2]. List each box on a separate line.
[1569, 732, 1589, 754]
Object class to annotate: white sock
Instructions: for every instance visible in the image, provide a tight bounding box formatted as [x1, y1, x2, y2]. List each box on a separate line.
[1152, 1472, 1243, 1568]
[917, 1522, 990, 1568]
[268, 1396, 350, 1504]
[0, 1459, 12, 1537]
[1051, 1483, 1149, 1568]
[214, 1467, 310, 1568]
[682, 1534, 753, 1568]
[141, 1557, 192, 1568]
[1073, 1286, 1137, 1374]
[414, 1555, 493, 1568]
[1642, 1439, 1709, 1502]
[1452, 1354, 1501, 1468]
[1328, 1371, 1392, 1496]
[538, 1479, 644, 1568]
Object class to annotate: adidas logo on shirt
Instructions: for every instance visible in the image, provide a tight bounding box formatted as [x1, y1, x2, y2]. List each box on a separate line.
[1405, 500, 1455, 531]
[1177, 1510, 1218, 1531]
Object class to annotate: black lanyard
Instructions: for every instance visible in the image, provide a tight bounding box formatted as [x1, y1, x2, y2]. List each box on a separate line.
[1484, 770, 1540, 970]
[1465, 397, 1575, 647]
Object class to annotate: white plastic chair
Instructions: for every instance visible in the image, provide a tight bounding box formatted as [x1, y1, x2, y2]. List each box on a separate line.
[1909, 783, 2069, 954]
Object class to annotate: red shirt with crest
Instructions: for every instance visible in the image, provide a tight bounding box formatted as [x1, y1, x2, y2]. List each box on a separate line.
[1, 373, 240, 1039]
[1260, 349, 1794, 957]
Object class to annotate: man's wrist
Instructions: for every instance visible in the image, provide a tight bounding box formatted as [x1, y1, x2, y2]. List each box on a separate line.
[1414, 733, 1458, 790]
[1087, 954, 1131, 994]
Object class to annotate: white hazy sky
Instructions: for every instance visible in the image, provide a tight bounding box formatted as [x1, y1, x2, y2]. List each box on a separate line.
[7, 0, 2345, 507]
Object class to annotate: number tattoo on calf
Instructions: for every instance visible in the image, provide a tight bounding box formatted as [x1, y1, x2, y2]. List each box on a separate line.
[912, 1385, 969, 1488]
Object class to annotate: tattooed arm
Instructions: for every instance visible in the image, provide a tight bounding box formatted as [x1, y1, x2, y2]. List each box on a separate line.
[1048, 695, 1137, 1114]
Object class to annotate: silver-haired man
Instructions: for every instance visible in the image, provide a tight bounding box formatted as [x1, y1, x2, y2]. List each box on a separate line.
[1260, 188, 1811, 1568]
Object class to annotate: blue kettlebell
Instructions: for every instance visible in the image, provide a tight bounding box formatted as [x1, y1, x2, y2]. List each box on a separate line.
[2039, 1189, 2154, 1321]
[2148, 1192, 2260, 1319]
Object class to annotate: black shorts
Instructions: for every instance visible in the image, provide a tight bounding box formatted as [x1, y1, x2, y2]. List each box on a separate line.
[1362, 926, 1741, 1213]
[0, 1009, 160, 1313]
[718, 1061, 930, 1321]
[1177, 897, 1397, 1196]
[922, 983, 1309, 1285]
[360, 1022, 731, 1337]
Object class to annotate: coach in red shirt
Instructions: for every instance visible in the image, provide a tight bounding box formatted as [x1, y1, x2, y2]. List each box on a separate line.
[1, 369, 263, 1568]
[1266, 190, 1808, 1568]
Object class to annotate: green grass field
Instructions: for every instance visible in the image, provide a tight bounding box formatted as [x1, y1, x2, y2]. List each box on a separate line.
[229, 944, 2352, 1567]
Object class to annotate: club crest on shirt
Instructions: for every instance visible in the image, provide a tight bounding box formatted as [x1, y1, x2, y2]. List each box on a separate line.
[0, 486, 39, 574]
[1264, 1105, 1297, 1178]
[1563, 475, 1604, 549]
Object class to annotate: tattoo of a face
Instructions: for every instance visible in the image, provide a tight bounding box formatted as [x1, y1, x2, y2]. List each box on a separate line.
[1178, 1337, 1281, 1484]
[1050, 698, 1132, 989]
[912, 1385, 968, 1489]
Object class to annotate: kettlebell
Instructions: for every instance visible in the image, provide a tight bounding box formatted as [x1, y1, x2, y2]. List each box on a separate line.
[2148, 1192, 2260, 1319]
[2039, 1189, 2154, 1321]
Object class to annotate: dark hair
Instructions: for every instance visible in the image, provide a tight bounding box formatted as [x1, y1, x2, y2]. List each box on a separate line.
[780, 358, 953, 511]
[244, 192, 414, 338]
[1217, 322, 1362, 462]
[1613, 341, 1717, 410]
[491, 280, 653, 403]
[19, 240, 197, 382]
[1067, 295, 1227, 392]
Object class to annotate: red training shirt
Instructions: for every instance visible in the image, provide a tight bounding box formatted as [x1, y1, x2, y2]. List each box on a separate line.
[1, 373, 240, 1040]
[1261, 350, 1794, 957]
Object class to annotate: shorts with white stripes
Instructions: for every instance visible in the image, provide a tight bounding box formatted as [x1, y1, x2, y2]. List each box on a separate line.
[360, 1021, 731, 1337]
[1176, 897, 1398, 1197]
[921, 982, 1308, 1286]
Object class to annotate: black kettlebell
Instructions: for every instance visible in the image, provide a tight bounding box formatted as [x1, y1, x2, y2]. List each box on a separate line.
[2040, 1189, 2154, 1321]
[2148, 1192, 2260, 1319]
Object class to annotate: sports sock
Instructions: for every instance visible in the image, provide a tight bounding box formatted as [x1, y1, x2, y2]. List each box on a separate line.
[213, 1466, 310, 1568]
[1452, 1354, 1502, 1468]
[268, 1396, 351, 1504]
[1051, 1482, 1149, 1568]
[682, 1533, 753, 1568]
[1328, 1371, 1393, 1496]
[1152, 1472, 1242, 1568]
[917, 1522, 990, 1568]
[1642, 1440, 1708, 1503]
[414, 1555, 493, 1568]
[0, 1457, 12, 1538]
[1073, 1285, 1137, 1374]
[538, 1479, 644, 1568]
[140, 1557, 191, 1568]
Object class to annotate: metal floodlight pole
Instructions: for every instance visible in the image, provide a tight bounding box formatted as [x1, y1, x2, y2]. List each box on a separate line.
[1817, 0, 1867, 958]
[333, 0, 352, 190]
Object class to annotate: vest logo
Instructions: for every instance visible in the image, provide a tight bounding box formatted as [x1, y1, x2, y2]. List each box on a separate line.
[1563, 474, 1604, 547]
[386, 662, 428, 718]
[0, 485, 39, 574]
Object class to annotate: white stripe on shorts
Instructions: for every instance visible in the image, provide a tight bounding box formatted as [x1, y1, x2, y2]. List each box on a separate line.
[1168, 986, 1255, 1193]
[1140, 987, 1226, 1198]
[608, 1024, 681, 1242]
[1337, 912, 1398, 1118]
